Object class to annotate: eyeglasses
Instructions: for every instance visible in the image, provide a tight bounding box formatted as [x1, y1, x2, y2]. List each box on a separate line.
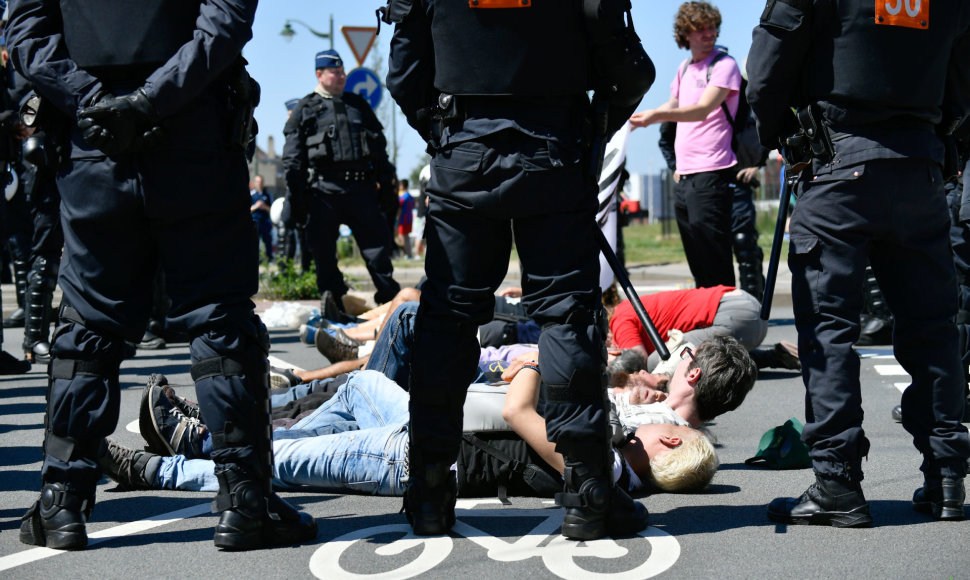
[680, 346, 695, 362]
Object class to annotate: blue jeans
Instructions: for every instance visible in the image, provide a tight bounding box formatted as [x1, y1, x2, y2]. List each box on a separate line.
[154, 370, 411, 495]
[364, 300, 418, 388]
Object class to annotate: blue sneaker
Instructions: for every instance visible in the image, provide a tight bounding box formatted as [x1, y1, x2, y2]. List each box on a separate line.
[299, 324, 318, 345]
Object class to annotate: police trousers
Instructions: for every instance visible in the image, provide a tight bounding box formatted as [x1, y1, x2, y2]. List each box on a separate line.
[409, 128, 608, 466]
[789, 156, 969, 482]
[44, 122, 266, 496]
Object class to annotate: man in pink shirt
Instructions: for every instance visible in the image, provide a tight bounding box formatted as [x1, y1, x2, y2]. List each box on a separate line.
[630, 1, 741, 288]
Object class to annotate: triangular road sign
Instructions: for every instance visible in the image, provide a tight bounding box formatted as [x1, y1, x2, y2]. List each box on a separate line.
[341, 26, 378, 67]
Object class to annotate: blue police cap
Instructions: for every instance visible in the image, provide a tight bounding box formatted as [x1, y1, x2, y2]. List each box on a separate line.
[285, 98, 300, 111]
[315, 49, 343, 70]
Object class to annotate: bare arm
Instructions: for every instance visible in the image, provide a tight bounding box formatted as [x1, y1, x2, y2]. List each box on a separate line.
[630, 85, 731, 127]
[502, 367, 564, 474]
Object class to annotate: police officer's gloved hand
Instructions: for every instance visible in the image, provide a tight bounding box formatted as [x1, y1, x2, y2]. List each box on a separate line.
[78, 89, 165, 156]
[287, 193, 308, 228]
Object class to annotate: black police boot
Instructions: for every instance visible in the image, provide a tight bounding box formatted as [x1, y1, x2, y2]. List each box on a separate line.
[20, 482, 90, 550]
[913, 477, 966, 521]
[767, 474, 872, 527]
[403, 463, 458, 536]
[856, 265, 893, 347]
[212, 468, 318, 550]
[557, 458, 648, 540]
[3, 259, 28, 328]
[734, 233, 765, 302]
[99, 439, 160, 490]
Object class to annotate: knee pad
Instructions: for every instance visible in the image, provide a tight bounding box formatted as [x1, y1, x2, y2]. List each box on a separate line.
[733, 231, 759, 252]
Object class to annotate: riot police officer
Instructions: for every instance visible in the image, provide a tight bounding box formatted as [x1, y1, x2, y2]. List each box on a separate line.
[748, 0, 970, 525]
[384, 0, 654, 539]
[7, 0, 316, 550]
[283, 50, 400, 308]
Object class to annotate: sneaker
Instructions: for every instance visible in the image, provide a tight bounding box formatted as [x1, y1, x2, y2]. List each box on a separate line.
[314, 326, 362, 363]
[299, 323, 318, 345]
[0, 349, 32, 375]
[270, 366, 302, 390]
[767, 475, 872, 527]
[772, 341, 801, 370]
[99, 439, 159, 490]
[147, 374, 202, 420]
[139, 379, 207, 459]
[750, 341, 801, 371]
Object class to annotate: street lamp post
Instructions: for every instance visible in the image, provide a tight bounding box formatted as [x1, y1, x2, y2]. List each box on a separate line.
[280, 15, 334, 49]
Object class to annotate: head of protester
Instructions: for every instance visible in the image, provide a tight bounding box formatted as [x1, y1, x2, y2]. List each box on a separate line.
[674, 1, 722, 55]
[630, 423, 719, 493]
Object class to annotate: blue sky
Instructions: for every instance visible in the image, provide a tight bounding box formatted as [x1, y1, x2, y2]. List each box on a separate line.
[244, 1, 767, 178]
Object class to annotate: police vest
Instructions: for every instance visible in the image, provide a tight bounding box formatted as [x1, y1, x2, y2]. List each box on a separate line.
[807, 0, 969, 122]
[60, 0, 200, 68]
[298, 93, 379, 167]
[431, 0, 588, 96]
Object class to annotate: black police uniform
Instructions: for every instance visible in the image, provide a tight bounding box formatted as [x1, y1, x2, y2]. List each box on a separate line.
[19, 126, 64, 362]
[283, 85, 400, 305]
[748, 0, 970, 525]
[8, 0, 315, 550]
[385, 0, 652, 539]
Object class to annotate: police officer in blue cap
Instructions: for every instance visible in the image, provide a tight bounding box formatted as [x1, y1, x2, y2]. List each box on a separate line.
[7, 0, 316, 550]
[748, 0, 970, 526]
[384, 0, 655, 540]
[283, 49, 400, 309]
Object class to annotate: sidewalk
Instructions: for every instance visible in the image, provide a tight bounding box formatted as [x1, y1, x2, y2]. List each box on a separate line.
[0, 260, 793, 320]
[334, 258, 794, 312]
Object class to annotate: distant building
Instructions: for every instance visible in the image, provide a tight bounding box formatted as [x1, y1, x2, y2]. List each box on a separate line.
[248, 135, 284, 192]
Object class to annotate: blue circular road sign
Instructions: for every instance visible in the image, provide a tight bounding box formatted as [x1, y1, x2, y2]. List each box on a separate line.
[346, 68, 382, 109]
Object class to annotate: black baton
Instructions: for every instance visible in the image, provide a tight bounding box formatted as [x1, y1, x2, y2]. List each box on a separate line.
[760, 169, 800, 320]
[596, 228, 670, 360]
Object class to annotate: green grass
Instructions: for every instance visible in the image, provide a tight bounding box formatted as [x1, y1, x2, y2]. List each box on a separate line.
[310, 208, 789, 275]
[620, 209, 788, 265]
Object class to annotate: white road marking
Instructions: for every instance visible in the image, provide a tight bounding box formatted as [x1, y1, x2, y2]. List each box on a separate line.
[0, 503, 210, 573]
[270, 355, 304, 371]
[874, 364, 907, 376]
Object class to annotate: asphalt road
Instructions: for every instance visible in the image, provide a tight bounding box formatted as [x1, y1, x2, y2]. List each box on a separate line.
[1, 298, 968, 579]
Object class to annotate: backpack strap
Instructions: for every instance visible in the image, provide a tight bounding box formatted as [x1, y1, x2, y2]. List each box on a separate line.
[706, 50, 737, 128]
[461, 433, 562, 503]
[462, 433, 518, 504]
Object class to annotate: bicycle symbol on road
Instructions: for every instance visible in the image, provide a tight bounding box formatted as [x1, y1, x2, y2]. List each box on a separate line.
[309, 499, 681, 580]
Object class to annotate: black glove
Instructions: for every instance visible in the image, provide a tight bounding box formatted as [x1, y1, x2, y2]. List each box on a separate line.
[77, 89, 164, 156]
[286, 192, 308, 228]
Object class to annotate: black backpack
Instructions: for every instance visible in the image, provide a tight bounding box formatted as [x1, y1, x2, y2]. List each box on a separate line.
[457, 432, 562, 502]
[678, 47, 768, 170]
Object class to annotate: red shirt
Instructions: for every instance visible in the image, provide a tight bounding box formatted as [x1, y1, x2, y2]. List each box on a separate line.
[609, 286, 734, 353]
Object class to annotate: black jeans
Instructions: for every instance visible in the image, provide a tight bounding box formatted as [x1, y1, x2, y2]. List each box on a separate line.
[675, 167, 737, 288]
